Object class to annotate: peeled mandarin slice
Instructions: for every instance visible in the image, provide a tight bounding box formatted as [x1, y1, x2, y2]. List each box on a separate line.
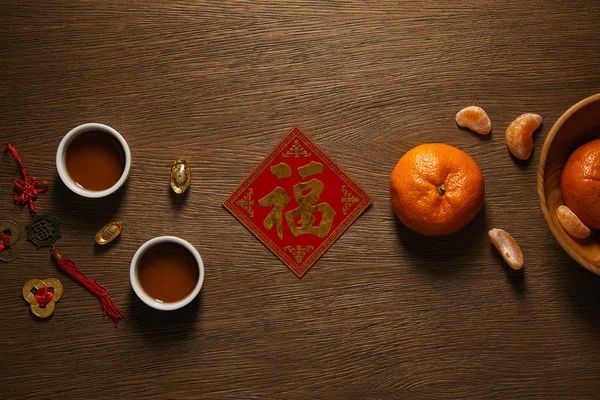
[505, 113, 542, 160]
[489, 228, 523, 270]
[455, 106, 491, 135]
[556, 205, 591, 239]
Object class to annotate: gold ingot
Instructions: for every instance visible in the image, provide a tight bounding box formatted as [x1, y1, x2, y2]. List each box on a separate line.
[170, 158, 191, 194]
[95, 221, 123, 245]
[22, 278, 63, 319]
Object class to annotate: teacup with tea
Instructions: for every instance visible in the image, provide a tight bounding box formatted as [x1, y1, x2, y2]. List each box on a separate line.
[130, 236, 204, 311]
[56, 123, 131, 198]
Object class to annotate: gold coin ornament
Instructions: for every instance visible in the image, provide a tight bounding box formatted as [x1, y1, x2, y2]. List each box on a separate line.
[0, 220, 21, 262]
[27, 214, 60, 249]
[0, 242, 20, 262]
[22, 278, 63, 319]
[170, 158, 191, 194]
[95, 221, 123, 245]
[0, 220, 20, 245]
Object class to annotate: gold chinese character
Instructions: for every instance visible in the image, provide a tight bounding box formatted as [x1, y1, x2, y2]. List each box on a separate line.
[258, 187, 289, 240]
[259, 161, 335, 240]
[285, 181, 335, 238]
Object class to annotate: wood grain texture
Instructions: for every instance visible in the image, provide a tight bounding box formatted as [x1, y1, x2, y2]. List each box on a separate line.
[1, 1, 600, 398]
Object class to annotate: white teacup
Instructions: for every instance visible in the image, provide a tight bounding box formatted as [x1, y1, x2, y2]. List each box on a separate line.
[56, 123, 131, 198]
[130, 236, 205, 311]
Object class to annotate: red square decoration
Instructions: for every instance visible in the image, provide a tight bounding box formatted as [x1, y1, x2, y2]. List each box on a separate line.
[223, 126, 373, 277]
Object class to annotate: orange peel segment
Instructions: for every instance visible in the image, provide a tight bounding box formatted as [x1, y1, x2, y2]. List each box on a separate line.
[505, 113, 542, 160]
[556, 205, 591, 239]
[488, 228, 523, 270]
[455, 106, 491, 135]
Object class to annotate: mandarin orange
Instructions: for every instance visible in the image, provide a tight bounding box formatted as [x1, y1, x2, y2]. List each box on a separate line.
[561, 138, 600, 229]
[390, 143, 485, 236]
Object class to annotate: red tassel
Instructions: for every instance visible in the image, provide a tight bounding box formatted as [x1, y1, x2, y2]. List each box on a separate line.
[51, 247, 124, 326]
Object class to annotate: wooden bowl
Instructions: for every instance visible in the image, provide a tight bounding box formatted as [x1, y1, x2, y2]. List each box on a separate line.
[538, 93, 600, 275]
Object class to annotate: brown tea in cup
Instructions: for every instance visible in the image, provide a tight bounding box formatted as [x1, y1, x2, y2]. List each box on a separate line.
[137, 243, 199, 303]
[65, 130, 125, 191]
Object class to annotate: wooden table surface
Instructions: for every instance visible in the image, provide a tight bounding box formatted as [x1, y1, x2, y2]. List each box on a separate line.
[2, 1, 600, 398]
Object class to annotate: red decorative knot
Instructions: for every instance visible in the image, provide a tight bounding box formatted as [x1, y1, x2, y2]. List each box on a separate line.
[34, 287, 54, 307]
[0, 234, 9, 252]
[6, 143, 48, 214]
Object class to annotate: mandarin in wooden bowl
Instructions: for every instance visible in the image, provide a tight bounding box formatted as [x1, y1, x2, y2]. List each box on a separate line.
[538, 93, 600, 275]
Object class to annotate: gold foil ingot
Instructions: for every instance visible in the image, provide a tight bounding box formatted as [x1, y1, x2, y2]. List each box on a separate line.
[170, 158, 191, 194]
[22, 278, 63, 319]
[95, 221, 123, 245]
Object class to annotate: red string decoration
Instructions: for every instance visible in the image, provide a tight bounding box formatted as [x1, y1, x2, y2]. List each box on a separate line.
[0, 234, 9, 251]
[6, 143, 48, 214]
[34, 287, 54, 307]
[5, 143, 124, 326]
[51, 247, 124, 326]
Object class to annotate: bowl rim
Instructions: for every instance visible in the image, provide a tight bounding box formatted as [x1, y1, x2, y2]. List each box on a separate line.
[537, 93, 600, 275]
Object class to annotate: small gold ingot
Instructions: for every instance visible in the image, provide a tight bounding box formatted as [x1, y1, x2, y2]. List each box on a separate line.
[22, 278, 63, 319]
[170, 158, 191, 194]
[95, 221, 123, 245]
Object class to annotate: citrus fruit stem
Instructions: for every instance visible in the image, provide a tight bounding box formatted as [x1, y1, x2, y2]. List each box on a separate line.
[437, 184, 446, 196]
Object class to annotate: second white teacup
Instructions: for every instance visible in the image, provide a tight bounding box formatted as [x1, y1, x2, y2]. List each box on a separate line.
[130, 236, 204, 311]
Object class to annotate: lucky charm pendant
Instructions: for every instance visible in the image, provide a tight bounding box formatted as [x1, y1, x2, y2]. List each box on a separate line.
[7, 143, 124, 325]
[27, 214, 61, 248]
[22, 278, 63, 318]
